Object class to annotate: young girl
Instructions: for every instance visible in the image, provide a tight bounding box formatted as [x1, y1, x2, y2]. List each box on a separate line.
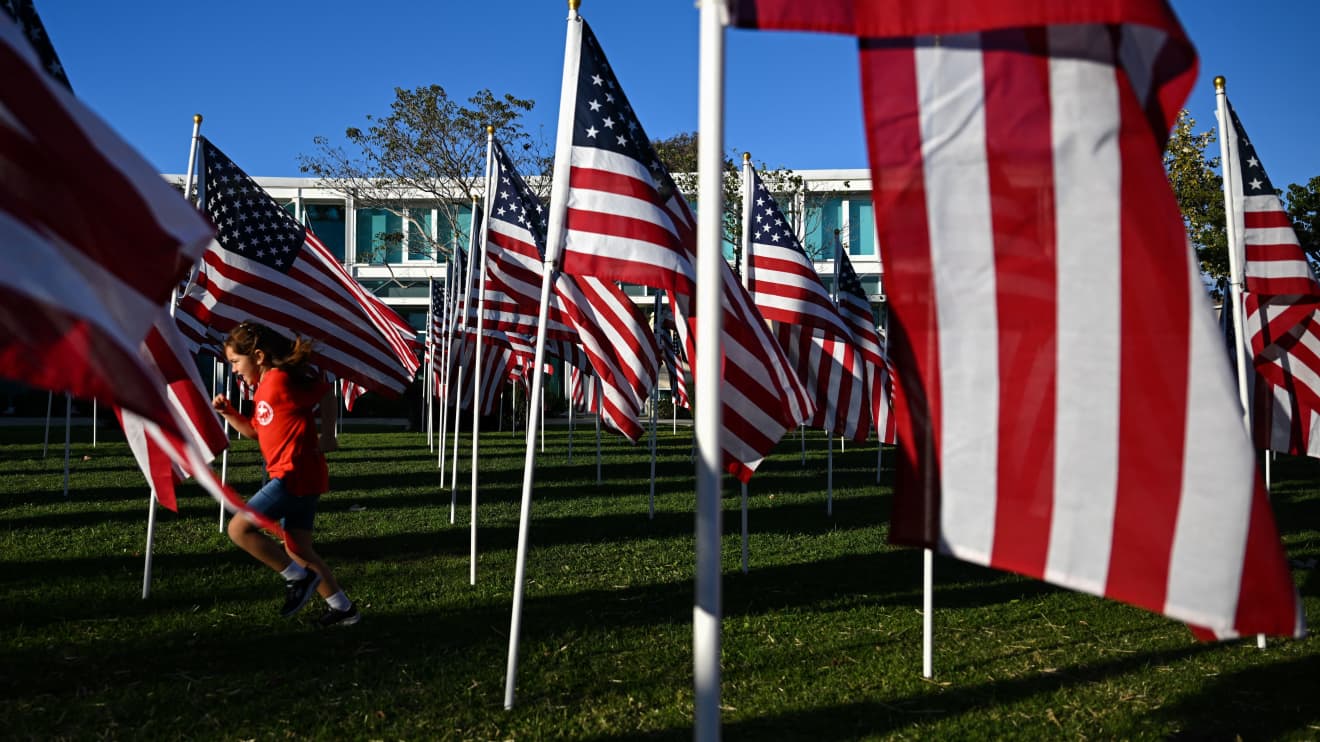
[211, 320, 359, 627]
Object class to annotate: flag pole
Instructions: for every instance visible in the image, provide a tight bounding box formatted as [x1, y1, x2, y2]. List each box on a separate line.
[595, 377, 602, 484]
[739, 152, 754, 574]
[695, 0, 727, 736]
[450, 195, 481, 523]
[923, 548, 934, 678]
[506, 2, 582, 709]
[91, 399, 96, 447]
[426, 276, 435, 451]
[568, 381, 575, 462]
[650, 293, 663, 519]
[1214, 76, 1268, 651]
[142, 489, 159, 598]
[61, 392, 71, 498]
[468, 126, 496, 586]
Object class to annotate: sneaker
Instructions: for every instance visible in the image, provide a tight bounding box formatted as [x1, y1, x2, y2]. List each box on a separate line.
[280, 571, 321, 618]
[318, 602, 361, 628]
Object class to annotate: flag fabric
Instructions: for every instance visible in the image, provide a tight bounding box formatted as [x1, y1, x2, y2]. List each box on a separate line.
[746, 170, 867, 442]
[569, 363, 600, 415]
[1, 0, 69, 90]
[655, 300, 691, 410]
[732, 0, 1302, 638]
[0, 14, 292, 541]
[553, 20, 812, 480]
[177, 137, 417, 398]
[1223, 99, 1320, 457]
[836, 248, 895, 444]
[486, 138, 660, 441]
[118, 310, 230, 511]
[0, 14, 214, 431]
[340, 378, 365, 412]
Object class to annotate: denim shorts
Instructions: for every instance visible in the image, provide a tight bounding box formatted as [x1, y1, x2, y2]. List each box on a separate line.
[246, 477, 320, 531]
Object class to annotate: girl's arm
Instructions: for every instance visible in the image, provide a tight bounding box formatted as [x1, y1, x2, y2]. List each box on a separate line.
[211, 395, 257, 439]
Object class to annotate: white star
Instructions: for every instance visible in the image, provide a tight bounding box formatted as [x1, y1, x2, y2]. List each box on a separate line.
[592, 74, 603, 86]
[603, 117, 615, 129]
[616, 134, 627, 146]
[1250, 178, 1264, 190]
[589, 99, 602, 112]
[1248, 156, 1260, 169]
[605, 93, 614, 103]
[586, 126, 599, 138]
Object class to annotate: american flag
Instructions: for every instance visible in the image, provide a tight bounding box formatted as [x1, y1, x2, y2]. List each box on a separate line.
[733, 0, 1302, 638]
[177, 137, 417, 398]
[836, 247, 894, 444]
[0, 11, 290, 540]
[554, 21, 812, 480]
[1, 0, 68, 89]
[655, 300, 690, 410]
[0, 13, 213, 431]
[118, 311, 231, 511]
[569, 363, 600, 415]
[340, 378, 365, 413]
[746, 169, 867, 442]
[427, 274, 448, 394]
[486, 138, 659, 441]
[454, 327, 515, 416]
[1223, 98, 1320, 457]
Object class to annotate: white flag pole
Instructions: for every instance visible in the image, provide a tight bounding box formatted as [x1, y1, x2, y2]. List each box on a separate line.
[142, 491, 159, 599]
[441, 200, 473, 478]
[91, 399, 97, 447]
[739, 152, 754, 574]
[568, 384, 575, 462]
[506, 4, 581, 708]
[878, 308, 889, 484]
[540, 378, 545, 453]
[42, 390, 52, 459]
[450, 196, 481, 523]
[595, 377, 602, 484]
[467, 127, 496, 586]
[923, 548, 934, 678]
[61, 393, 71, 498]
[1214, 76, 1269, 652]
[650, 293, 663, 519]
[695, 1, 727, 737]
[426, 276, 435, 451]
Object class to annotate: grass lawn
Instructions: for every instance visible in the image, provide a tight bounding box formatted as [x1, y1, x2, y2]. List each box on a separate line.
[1, 422, 1317, 740]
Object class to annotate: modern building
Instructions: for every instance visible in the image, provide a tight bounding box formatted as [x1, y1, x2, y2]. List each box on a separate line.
[182, 168, 887, 342]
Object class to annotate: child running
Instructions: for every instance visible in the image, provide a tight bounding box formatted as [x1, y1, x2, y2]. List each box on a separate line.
[211, 320, 359, 627]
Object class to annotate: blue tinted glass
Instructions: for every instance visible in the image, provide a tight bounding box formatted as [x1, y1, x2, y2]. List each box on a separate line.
[356, 208, 403, 263]
[409, 208, 435, 261]
[803, 196, 843, 260]
[305, 204, 346, 262]
[848, 197, 875, 256]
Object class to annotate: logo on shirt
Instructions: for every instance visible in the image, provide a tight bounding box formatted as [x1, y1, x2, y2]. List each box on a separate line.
[256, 400, 274, 426]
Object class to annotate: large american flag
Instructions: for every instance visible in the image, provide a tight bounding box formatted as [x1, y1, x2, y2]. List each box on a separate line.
[177, 137, 417, 397]
[0, 12, 212, 431]
[1224, 99, 1320, 457]
[554, 21, 812, 480]
[835, 247, 894, 444]
[747, 169, 867, 442]
[486, 138, 659, 441]
[0, 10, 292, 541]
[733, 0, 1302, 638]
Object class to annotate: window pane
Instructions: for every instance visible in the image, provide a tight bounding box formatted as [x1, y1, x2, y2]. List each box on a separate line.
[305, 204, 346, 262]
[848, 197, 875, 256]
[356, 208, 403, 264]
[438, 203, 473, 257]
[803, 196, 843, 261]
[408, 207, 435, 261]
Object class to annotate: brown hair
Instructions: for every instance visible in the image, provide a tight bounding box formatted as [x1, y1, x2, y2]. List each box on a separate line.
[224, 321, 318, 381]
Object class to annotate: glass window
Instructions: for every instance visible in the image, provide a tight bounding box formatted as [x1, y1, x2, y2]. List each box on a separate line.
[407, 207, 435, 262]
[356, 208, 403, 264]
[803, 196, 843, 261]
[848, 197, 875, 256]
[305, 204, 346, 262]
[438, 203, 474, 256]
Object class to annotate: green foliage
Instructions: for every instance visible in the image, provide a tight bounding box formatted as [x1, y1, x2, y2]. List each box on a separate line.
[1285, 176, 1320, 262]
[652, 131, 807, 271]
[298, 85, 549, 264]
[1164, 109, 1228, 285]
[1, 426, 1318, 738]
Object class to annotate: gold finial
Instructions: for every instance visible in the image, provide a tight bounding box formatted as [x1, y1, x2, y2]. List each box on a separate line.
[743, 152, 751, 163]
[1214, 75, 1226, 92]
[486, 125, 494, 134]
[193, 113, 203, 124]
[569, 0, 580, 9]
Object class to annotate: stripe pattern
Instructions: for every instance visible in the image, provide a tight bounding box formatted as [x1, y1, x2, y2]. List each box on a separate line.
[486, 139, 659, 441]
[554, 21, 812, 480]
[736, 0, 1302, 638]
[177, 138, 417, 398]
[835, 248, 895, 444]
[1224, 99, 1320, 456]
[747, 170, 867, 441]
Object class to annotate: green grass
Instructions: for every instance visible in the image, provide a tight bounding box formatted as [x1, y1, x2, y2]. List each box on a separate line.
[1, 423, 1318, 740]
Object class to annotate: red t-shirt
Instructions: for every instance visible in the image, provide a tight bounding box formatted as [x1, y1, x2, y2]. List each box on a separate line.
[246, 367, 331, 496]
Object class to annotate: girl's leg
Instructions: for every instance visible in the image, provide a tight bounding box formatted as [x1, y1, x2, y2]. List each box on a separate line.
[284, 528, 341, 598]
[227, 515, 296, 573]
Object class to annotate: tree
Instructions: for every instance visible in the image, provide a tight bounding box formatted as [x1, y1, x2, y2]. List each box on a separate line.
[298, 85, 550, 265]
[652, 132, 807, 273]
[1285, 176, 1320, 261]
[1164, 108, 1228, 286]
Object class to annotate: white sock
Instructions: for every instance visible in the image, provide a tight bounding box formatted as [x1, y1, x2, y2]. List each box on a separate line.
[326, 590, 351, 611]
[280, 561, 308, 581]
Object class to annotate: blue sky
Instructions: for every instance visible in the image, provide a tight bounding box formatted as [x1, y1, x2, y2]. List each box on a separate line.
[34, 1, 1320, 190]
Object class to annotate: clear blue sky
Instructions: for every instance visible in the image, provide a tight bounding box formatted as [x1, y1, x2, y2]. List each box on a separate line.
[34, 1, 1320, 189]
